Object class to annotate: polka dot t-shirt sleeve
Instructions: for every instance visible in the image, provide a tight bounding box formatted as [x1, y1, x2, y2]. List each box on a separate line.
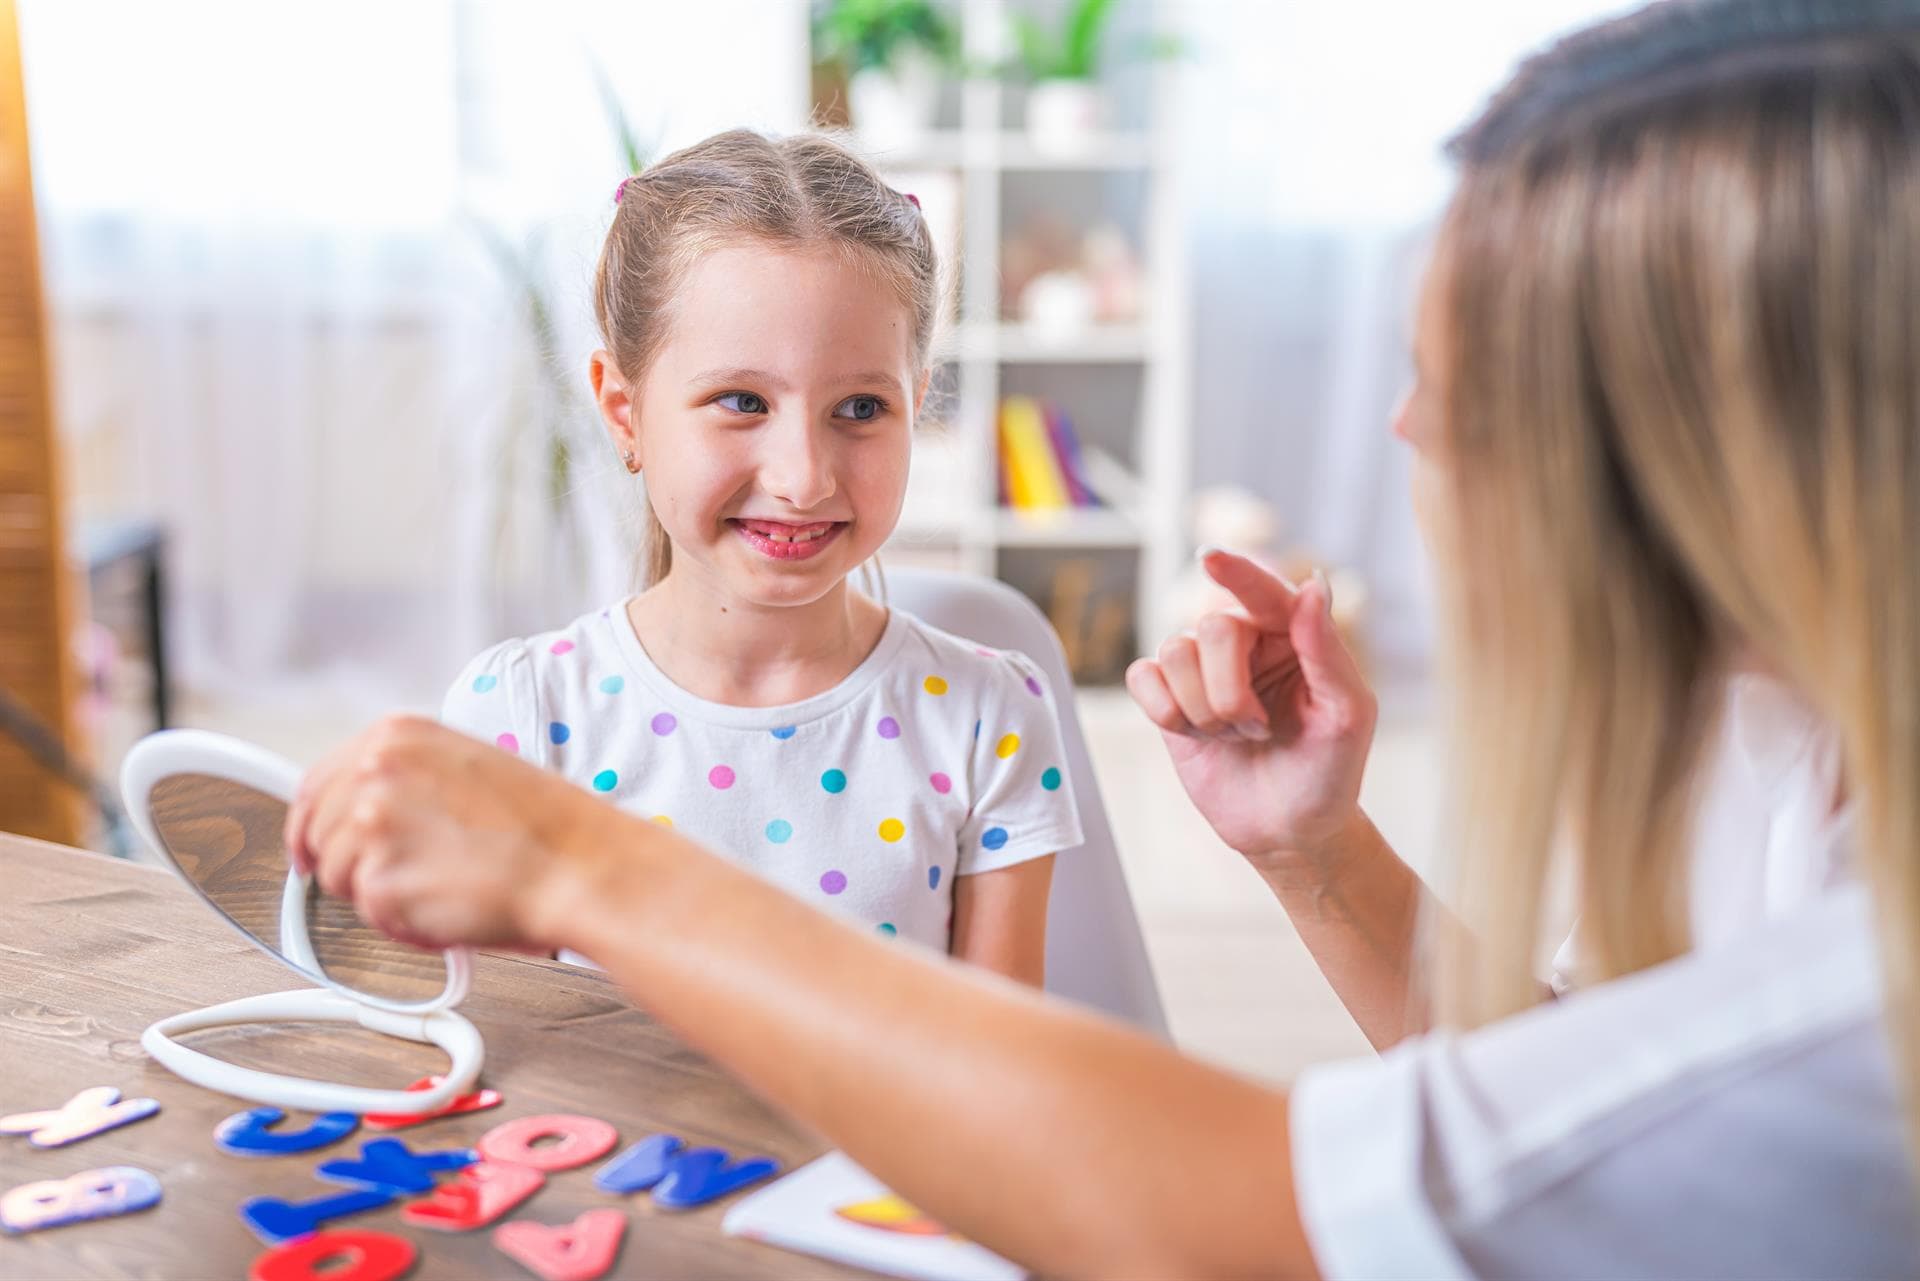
[440, 639, 548, 768]
[959, 650, 1084, 877]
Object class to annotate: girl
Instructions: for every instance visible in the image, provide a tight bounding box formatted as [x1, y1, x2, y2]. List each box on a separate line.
[441, 130, 1079, 983]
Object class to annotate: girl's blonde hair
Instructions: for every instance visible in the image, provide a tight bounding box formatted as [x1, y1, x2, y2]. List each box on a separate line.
[592, 129, 940, 586]
[1432, 0, 1920, 1149]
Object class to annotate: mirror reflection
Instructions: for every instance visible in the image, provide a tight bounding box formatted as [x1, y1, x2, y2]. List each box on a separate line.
[147, 773, 449, 1005]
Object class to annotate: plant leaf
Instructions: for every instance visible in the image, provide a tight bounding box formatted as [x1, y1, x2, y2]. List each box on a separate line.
[1010, 12, 1056, 80]
[1062, 0, 1116, 80]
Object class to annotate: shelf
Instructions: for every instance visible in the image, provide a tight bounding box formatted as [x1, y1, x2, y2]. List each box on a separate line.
[999, 134, 1154, 170]
[993, 507, 1145, 548]
[886, 509, 1147, 549]
[957, 325, 1150, 363]
[855, 130, 1154, 173]
[819, 5, 1187, 686]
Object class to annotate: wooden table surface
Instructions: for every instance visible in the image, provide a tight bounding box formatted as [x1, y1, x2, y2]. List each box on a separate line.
[0, 834, 876, 1280]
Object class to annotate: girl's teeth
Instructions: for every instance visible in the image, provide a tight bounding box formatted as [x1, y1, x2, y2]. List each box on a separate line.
[757, 525, 830, 542]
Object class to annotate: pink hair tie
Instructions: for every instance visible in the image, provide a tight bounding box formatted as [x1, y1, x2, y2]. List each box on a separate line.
[904, 192, 920, 209]
[614, 176, 634, 204]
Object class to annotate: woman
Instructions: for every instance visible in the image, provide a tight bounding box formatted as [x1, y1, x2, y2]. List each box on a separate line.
[287, 2, 1920, 1275]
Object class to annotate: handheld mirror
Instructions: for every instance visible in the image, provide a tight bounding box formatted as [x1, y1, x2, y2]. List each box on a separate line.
[121, 729, 483, 1114]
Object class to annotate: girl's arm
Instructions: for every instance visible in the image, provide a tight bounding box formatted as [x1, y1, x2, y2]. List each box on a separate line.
[949, 855, 1055, 985]
[287, 717, 1321, 1281]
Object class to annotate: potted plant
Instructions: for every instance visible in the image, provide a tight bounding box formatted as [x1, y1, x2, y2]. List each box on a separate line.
[469, 65, 652, 629]
[1011, 0, 1116, 151]
[813, 0, 959, 149]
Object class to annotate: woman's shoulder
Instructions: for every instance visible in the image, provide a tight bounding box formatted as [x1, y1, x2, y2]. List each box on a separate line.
[886, 609, 1059, 706]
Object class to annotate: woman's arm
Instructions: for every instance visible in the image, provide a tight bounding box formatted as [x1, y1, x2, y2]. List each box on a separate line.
[1127, 551, 1531, 1047]
[1127, 550, 1449, 1048]
[288, 718, 1320, 1281]
[557, 810, 1313, 1281]
[949, 856, 1054, 986]
[1250, 811, 1432, 1049]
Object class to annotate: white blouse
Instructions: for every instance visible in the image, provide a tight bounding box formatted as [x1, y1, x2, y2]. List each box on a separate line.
[1291, 679, 1919, 1278]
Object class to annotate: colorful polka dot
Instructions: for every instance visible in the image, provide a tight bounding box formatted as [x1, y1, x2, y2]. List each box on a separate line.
[973, 719, 982, 740]
[771, 725, 797, 740]
[930, 772, 952, 794]
[877, 716, 901, 740]
[924, 675, 948, 695]
[878, 818, 906, 843]
[1025, 675, 1044, 697]
[709, 765, 736, 790]
[495, 733, 519, 753]
[822, 768, 848, 794]
[550, 639, 575, 656]
[975, 647, 996, 657]
[766, 819, 793, 844]
[982, 827, 1009, 851]
[593, 769, 618, 792]
[549, 721, 570, 745]
[599, 675, 625, 694]
[996, 733, 1021, 759]
[651, 712, 677, 736]
[877, 922, 897, 936]
[651, 815, 673, 827]
[928, 866, 942, 890]
[1041, 767, 1062, 791]
[821, 870, 848, 895]
[472, 674, 498, 694]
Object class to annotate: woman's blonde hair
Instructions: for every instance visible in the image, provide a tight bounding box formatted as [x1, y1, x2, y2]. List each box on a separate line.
[1432, 0, 1920, 1144]
[592, 129, 940, 586]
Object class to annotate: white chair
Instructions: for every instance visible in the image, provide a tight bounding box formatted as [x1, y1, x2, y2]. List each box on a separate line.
[885, 567, 1169, 1037]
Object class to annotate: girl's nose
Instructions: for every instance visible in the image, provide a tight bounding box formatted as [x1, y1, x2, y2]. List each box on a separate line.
[759, 421, 837, 511]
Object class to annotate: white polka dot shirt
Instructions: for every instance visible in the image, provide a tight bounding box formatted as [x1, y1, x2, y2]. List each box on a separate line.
[441, 603, 1083, 952]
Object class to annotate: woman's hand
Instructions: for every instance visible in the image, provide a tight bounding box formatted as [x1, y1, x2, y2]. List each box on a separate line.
[1126, 549, 1377, 870]
[282, 714, 614, 951]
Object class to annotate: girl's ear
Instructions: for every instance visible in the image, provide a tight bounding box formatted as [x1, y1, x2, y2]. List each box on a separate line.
[590, 350, 640, 470]
[912, 369, 933, 419]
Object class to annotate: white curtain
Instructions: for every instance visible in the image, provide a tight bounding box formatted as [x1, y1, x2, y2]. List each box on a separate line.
[22, 0, 807, 712]
[1176, 0, 1637, 679]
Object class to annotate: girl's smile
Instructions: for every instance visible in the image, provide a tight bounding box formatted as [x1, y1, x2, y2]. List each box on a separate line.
[730, 517, 846, 561]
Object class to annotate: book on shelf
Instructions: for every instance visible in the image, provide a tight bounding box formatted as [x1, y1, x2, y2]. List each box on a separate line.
[1043, 401, 1097, 507]
[996, 395, 1102, 512]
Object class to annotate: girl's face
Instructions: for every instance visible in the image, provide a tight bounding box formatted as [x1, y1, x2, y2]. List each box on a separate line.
[604, 243, 924, 609]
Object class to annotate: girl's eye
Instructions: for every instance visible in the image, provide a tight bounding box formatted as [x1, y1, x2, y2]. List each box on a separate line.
[715, 392, 768, 415]
[836, 395, 886, 422]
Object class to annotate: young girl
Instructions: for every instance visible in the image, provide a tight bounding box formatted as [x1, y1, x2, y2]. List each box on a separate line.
[441, 130, 1079, 983]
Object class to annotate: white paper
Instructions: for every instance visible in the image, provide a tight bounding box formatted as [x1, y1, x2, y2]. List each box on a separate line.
[721, 1152, 1027, 1281]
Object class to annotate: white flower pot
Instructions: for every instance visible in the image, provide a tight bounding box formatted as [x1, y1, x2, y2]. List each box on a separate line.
[849, 54, 940, 151]
[1026, 79, 1104, 153]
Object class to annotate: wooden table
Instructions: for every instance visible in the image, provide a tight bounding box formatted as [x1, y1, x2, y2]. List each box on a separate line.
[0, 835, 872, 1279]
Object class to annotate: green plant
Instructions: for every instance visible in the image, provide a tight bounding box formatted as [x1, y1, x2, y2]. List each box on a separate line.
[471, 61, 652, 584]
[1011, 0, 1116, 81]
[813, 0, 959, 76]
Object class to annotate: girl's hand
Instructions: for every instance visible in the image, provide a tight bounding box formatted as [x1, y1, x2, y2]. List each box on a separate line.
[1126, 549, 1377, 871]
[282, 715, 614, 951]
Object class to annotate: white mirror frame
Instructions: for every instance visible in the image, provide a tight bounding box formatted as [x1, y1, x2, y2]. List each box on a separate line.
[121, 729, 483, 1115]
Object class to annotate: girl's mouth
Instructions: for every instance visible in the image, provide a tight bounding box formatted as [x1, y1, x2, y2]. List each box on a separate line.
[730, 518, 846, 561]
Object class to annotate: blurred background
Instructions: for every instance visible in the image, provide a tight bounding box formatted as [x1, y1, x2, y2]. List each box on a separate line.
[4, 0, 1630, 1079]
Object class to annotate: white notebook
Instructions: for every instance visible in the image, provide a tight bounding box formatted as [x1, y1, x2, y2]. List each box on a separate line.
[721, 1152, 1028, 1281]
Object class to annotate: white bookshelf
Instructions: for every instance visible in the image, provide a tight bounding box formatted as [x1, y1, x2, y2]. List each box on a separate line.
[837, 0, 1190, 683]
